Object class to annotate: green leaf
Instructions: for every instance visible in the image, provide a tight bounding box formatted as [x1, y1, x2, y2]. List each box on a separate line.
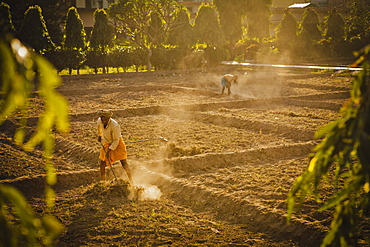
[314, 119, 339, 139]
[41, 215, 64, 246]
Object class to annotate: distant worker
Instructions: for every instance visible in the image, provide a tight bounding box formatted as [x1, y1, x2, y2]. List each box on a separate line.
[221, 74, 238, 96]
[97, 110, 134, 185]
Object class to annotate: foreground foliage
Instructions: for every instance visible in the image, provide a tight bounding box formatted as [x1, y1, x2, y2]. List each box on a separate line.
[0, 37, 69, 246]
[288, 45, 370, 246]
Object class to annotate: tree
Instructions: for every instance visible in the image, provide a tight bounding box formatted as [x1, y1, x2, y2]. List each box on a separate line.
[148, 11, 166, 47]
[1, 0, 33, 33]
[212, 0, 272, 60]
[194, 4, 228, 67]
[87, 8, 114, 74]
[63, 6, 86, 74]
[194, 3, 223, 47]
[243, 0, 272, 40]
[18, 5, 55, 53]
[38, 2, 64, 46]
[323, 8, 346, 57]
[296, 8, 322, 58]
[152, 46, 181, 70]
[167, 7, 195, 49]
[0, 2, 16, 39]
[214, 0, 272, 41]
[89, 8, 114, 51]
[213, 0, 243, 59]
[64, 6, 86, 50]
[346, 0, 370, 37]
[275, 8, 298, 52]
[0, 36, 68, 246]
[324, 8, 345, 41]
[345, 0, 370, 49]
[299, 8, 322, 42]
[2, 0, 64, 46]
[43, 47, 74, 73]
[108, 0, 182, 71]
[288, 45, 370, 246]
[130, 47, 147, 72]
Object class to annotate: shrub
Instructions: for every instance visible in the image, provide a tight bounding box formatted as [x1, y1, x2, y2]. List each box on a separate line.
[84, 50, 108, 74]
[205, 46, 230, 67]
[109, 46, 132, 72]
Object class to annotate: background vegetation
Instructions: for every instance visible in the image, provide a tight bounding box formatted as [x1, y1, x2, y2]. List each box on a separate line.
[1, 0, 369, 74]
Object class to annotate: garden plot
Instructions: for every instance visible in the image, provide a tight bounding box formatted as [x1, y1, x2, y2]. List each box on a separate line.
[2, 68, 367, 246]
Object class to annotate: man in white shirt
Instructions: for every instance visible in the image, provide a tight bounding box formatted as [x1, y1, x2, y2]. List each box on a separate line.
[97, 110, 134, 185]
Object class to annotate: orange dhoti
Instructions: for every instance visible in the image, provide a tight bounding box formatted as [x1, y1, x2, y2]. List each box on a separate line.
[99, 137, 127, 167]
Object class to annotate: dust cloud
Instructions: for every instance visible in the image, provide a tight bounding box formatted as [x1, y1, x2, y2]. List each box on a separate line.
[237, 69, 284, 99]
[137, 185, 162, 201]
[126, 65, 285, 200]
[105, 161, 163, 201]
[190, 67, 285, 100]
[129, 161, 169, 201]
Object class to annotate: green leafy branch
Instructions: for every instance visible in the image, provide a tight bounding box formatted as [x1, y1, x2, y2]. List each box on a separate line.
[0, 38, 69, 246]
[287, 44, 370, 247]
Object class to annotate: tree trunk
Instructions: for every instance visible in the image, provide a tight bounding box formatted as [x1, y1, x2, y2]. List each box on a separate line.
[146, 48, 152, 72]
[227, 42, 236, 61]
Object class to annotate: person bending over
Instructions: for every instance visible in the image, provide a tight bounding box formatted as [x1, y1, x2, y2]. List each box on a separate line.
[221, 74, 238, 96]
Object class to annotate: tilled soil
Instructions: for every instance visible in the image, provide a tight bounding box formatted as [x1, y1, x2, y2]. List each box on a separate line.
[0, 66, 362, 246]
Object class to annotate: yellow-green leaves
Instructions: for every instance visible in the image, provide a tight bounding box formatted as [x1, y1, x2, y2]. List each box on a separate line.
[287, 48, 370, 246]
[0, 184, 64, 247]
[0, 38, 69, 246]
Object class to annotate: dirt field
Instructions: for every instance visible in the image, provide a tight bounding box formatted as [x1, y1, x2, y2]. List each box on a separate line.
[0, 65, 361, 246]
